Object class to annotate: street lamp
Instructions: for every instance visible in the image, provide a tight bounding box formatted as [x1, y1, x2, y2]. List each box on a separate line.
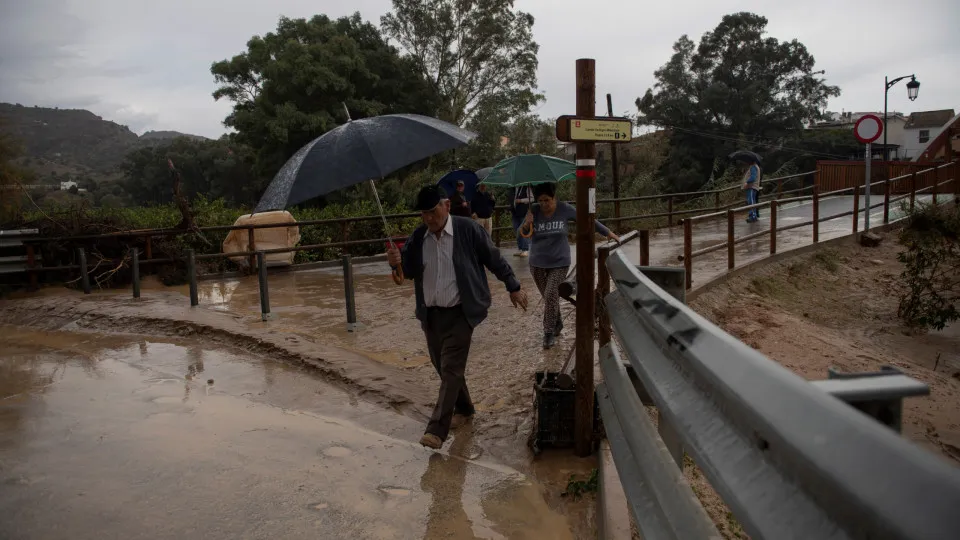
[884, 74, 920, 161]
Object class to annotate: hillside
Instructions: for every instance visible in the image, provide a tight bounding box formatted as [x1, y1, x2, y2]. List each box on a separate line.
[140, 130, 207, 142]
[0, 103, 206, 184]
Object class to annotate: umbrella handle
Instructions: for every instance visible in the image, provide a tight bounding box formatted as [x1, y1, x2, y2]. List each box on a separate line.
[391, 265, 404, 285]
[519, 209, 534, 238]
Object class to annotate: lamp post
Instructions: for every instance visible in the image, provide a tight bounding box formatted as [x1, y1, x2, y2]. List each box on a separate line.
[884, 74, 920, 161]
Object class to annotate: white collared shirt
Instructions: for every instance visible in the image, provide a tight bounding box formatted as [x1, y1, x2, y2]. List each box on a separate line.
[422, 216, 460, 308]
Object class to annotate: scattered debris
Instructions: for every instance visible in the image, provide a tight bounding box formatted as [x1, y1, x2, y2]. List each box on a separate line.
[860, 232, 883, 247]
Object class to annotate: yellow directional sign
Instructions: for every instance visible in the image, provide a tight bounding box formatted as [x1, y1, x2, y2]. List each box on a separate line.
[556, 116, 632, 143]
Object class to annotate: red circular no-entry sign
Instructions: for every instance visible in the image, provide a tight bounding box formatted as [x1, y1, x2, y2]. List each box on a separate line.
[854, 114, 884, 144]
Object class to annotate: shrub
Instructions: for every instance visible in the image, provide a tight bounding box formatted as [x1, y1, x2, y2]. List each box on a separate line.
[897, 203, 960, 331]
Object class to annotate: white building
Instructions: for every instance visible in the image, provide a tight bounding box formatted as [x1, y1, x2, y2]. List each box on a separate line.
[901, 109, 955, 160]
[59, 181, 78, 191]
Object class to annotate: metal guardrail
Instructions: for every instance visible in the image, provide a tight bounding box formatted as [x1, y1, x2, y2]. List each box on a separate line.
[598, 249, 960, 539]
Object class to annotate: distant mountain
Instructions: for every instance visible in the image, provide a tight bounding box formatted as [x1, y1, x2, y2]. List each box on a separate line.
[0, 103, 206, 185]
[140, 130, 208, 143]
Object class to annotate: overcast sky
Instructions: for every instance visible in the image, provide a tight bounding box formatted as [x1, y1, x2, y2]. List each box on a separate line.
[1, 0, 957, 138]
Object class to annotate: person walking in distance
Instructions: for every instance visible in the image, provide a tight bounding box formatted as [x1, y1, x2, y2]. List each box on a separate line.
[510, 186, 533, 257]
[471, 183, 496, 236]
[386, 185, 529, 449]
[450, 180, 472, 217]
[522, 183, 618, 349]
[741, 160, 762, 223]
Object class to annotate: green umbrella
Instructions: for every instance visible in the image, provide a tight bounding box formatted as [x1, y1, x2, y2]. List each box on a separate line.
[478, 154, 576, 187]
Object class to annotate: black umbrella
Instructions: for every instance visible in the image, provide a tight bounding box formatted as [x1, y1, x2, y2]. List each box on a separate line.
[255, 112, 476, 213]
[255, 109, 476, 283]
[729, 150, 762, 164]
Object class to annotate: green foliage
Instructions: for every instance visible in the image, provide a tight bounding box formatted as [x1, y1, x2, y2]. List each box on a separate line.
[561, 468, 599, 500]
[382, 0, 541, 126]
[211, 13, 439, 183]
[0, 126, 26, 223]
[288, 200, 420, 263]
[123, 136, 260, 207]
[897, 204, 960, 331]
[636, 12, 840, 192]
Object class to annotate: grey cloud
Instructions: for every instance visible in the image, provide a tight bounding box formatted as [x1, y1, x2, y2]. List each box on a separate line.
[0, 0, 957, 137]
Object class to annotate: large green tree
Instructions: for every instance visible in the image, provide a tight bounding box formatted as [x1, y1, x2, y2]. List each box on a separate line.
[123, 137, 259, 207]
[210, 13, 438, 182]
[636, 12, 840, 191]
[381, 0, 541, 126]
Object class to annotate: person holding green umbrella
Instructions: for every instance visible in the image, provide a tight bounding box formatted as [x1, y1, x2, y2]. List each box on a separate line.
[482, 154, 619, 349]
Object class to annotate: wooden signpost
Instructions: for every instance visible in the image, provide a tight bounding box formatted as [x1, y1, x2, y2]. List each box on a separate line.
[558, 59, 633, 457]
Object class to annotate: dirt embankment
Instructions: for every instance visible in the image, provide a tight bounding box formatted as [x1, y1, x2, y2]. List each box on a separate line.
[690, 230, 960, 465]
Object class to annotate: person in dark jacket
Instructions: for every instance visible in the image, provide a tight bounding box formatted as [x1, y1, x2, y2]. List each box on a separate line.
[471, 183, 496, 236]
[386, 184, 528, 450]
[449, 180, 471, 217]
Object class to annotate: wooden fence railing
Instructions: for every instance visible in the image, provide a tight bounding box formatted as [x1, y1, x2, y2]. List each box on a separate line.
[679, 160, 959, 290]
[0, 170, 816, 288]
[816, 160, 947, 193]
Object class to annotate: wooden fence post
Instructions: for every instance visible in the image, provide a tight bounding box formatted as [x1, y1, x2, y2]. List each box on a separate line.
[933, 165, 940, 206]
[726, 210, 735, 270]
[639, 229, 650, 266]
[769, 202, 778, 255]
[144, 236, 153, 275]
[813, 183, 820, 243]
[910, 171, 917, 212]
[247, 227, 256, 272]
[883, 180, 891, 224]
[667, 197, 674, 227]
[683, 219, 692, 290]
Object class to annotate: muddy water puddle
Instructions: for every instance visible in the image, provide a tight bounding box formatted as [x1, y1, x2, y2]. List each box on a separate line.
[0, 326, 575, 539]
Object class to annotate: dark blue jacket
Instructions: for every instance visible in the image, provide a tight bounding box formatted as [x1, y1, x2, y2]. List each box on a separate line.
[401, 216, 521, 328]
[472, 192, 496, 219]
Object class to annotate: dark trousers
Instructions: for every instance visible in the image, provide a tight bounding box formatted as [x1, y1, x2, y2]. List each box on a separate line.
[423, 306, 475, 441]
[746, 188, 760, 221]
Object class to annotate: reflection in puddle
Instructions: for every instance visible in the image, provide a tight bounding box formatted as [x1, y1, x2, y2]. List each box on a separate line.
[0, 324, 575, 539]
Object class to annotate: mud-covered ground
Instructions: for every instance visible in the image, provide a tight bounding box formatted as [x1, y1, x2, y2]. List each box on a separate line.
[0, 265, 598, 538]
[687, 230, 960, 538]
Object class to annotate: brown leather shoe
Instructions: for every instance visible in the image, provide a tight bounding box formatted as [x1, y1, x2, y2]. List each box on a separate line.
[450, 413, 474, 430]
[419, 433, 443, 449]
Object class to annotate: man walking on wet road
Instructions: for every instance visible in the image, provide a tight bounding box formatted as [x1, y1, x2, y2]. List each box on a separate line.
[387, 185, 528, 450]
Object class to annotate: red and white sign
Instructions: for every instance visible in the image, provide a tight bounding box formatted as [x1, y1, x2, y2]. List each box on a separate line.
[854, 114, 883, 144]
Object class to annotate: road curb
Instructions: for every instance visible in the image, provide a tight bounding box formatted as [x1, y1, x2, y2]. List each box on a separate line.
[686, 221, 905, 302]
[598, 440, 633, 540]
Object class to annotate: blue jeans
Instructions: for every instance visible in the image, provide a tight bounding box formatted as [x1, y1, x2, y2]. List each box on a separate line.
[746, 189, 759, 221]
[511, 211, 530, 251]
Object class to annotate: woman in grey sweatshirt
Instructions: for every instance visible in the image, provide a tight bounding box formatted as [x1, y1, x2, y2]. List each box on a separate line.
[521, 183, 619, 349]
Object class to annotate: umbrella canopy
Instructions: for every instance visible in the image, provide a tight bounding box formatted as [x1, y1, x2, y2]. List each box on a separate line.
[255, 114, 476, 212]
[437, 169, 480, 202]
[729, 150, 762, 164]
[478, 154, 576, 188]
[475, 166, 493, 181]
